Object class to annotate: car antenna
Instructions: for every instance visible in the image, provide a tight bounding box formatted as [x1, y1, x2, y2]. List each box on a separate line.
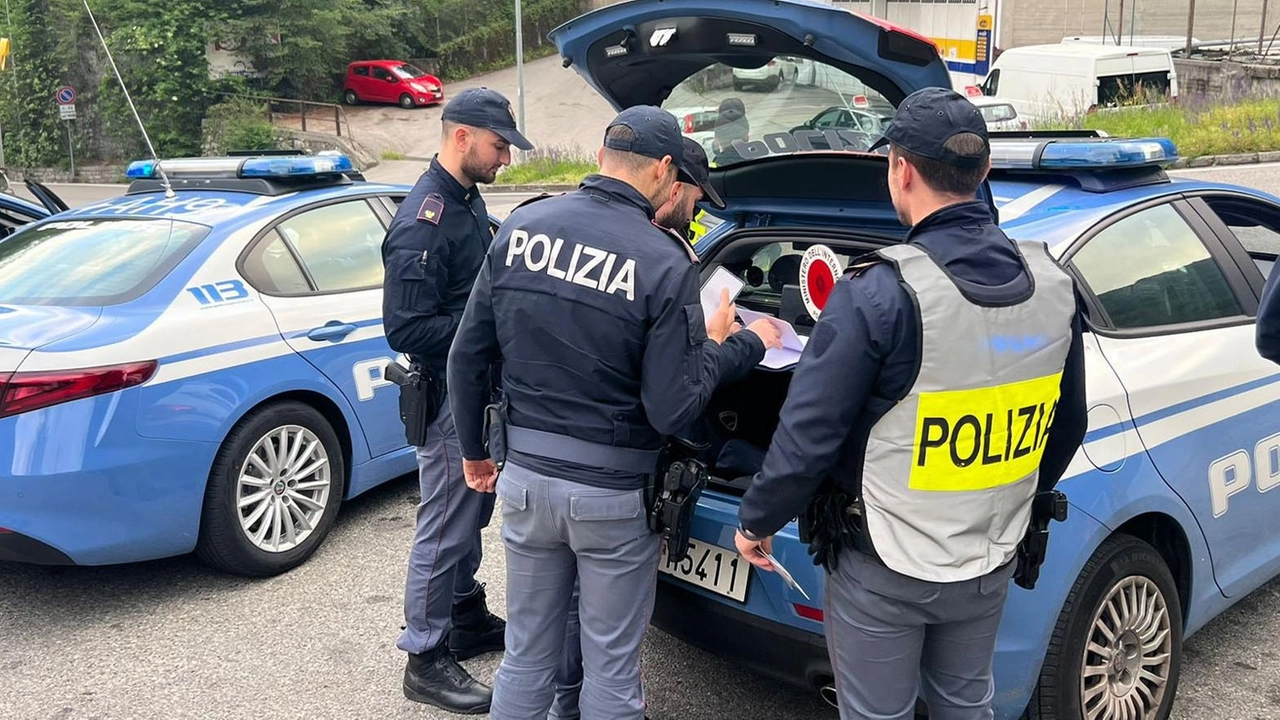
[81, 0, 174, 198]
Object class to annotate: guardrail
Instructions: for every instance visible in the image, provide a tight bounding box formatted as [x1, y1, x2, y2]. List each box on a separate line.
[214, 93, 356, 139]
[267, 97, 354, 138]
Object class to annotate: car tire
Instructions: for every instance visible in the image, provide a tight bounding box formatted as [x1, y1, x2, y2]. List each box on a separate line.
[399, 93, 415, 109]
[1027, 535, 1182, 720]
[768, 73, 781, 91]
[195, 401, 346, 577]
[343, 89, 359, 105]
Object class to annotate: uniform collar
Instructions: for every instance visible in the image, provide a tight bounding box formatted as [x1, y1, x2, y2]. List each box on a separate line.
[427, 156, 479, 203]
[579, 174, 657, 221]
[905, 200, 994, 242]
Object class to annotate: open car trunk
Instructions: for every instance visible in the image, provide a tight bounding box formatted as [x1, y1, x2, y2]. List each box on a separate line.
[690, 225, 897, 495]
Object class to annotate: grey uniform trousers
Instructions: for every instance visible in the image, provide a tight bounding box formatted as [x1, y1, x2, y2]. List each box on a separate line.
[397, 399, 496, 655]
[492, 461, 660, 720]
[825, 549, 1016, 720]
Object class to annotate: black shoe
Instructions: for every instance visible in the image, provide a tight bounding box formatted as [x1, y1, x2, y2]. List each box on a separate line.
[403, 644, 492, 714]
[450, 583, 506, 661]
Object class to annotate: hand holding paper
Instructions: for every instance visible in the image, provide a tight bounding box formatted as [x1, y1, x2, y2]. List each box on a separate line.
[737, 308, 808, 369]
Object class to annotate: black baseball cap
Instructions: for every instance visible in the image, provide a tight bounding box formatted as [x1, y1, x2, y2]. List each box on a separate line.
[603, 105, 683, 163]
[869, 87, 989, 168]
[676, 137, 725, 209]
[441, 87, 533, 150]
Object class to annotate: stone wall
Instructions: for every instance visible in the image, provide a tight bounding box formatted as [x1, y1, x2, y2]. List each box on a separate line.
[1174, 57, 1280, 101]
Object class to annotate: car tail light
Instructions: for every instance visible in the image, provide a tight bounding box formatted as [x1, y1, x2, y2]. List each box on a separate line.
[794, 603, 824, 622]
[684, 113, 694, 133]
[0, 361, 158, 419]
[767, 59, 777, 66]
[964, 85, 983, 98]
[0, 527, 12, 534]
[1019, 119, 1029, 130]
[852, 95, 869, 108]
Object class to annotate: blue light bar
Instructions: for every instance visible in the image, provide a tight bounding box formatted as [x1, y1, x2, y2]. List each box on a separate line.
[125, 160, 157, 179]
[125, 153, 356, 181]
[990, 137, 1179, 172]
[239, 154, 355, 178]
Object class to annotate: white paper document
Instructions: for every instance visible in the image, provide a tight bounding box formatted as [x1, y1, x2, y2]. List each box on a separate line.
[737, 308, 808, 370]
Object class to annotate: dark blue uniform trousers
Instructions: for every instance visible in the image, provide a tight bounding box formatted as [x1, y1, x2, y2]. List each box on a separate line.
[397, 399, 496, 655]
[825, 549, 1016, 720]
[492, 461, 660, 720]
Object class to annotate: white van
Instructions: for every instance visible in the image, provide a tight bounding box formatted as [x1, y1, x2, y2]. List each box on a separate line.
[980, 43, 1178, 122]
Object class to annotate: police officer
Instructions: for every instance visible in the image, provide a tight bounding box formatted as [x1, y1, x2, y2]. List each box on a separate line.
[732, 87, 1089, 720]
[382, 86, 532, 715]
[448, 106, 781, 720]
[546, 134, 727, 720]
[1257, 268, 1280, 363]
[711, 97, 749, 167]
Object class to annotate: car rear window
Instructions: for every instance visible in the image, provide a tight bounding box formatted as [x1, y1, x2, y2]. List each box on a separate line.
[0, 218, 209, 306]
[979, 103, 1017, 122]
[662, 57, 895, 168]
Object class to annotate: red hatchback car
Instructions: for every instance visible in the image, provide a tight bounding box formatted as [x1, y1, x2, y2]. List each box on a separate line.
[342, 60, 444, 108]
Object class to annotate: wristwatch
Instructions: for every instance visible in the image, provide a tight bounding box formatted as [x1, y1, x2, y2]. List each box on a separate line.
[738, 523, 767, 542]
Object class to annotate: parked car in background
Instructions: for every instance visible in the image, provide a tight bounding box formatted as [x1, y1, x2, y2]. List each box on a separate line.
[733, 55, 797, 91]
[970, 95, 1029, 131]
[342, 60, 444, 108]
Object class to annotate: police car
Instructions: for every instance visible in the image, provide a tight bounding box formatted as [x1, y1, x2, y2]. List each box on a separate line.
[0, 178, 69, 236]
[554, 1, 1280, 717]
[0, 153, 437, 577]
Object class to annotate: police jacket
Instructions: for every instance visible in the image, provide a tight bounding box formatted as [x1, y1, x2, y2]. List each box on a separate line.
[449, 174, 766, 490]
[1257, 267, 1280, 364]
[738, 201, 1089, 538]
[381, 158, 492, 378]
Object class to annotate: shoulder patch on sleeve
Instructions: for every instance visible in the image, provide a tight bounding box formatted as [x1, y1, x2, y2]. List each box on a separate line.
[417, 194, 445, 224]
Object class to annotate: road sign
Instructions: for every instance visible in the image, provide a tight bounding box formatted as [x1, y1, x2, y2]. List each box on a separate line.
[59, 104, 76, 120]
[55, 86, 76, 105]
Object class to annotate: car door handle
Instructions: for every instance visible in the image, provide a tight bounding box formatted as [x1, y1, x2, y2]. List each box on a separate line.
[307, 322, 357, 343]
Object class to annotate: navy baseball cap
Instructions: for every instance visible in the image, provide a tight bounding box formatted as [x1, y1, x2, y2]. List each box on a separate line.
[441, 87, 533, 150]
[869, 87, 989, 168]
[676, 137, 725, 209]
[603, 105, 683, 163]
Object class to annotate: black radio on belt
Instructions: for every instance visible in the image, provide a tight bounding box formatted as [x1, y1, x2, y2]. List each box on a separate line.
[647, 438, 711, 565]
[385, 360, 442, 448]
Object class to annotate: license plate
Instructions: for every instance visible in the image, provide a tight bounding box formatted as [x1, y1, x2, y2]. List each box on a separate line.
[658, 537, 750, 602]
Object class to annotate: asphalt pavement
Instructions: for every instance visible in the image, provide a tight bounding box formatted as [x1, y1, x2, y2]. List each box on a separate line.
[5, 163, 1280, 720]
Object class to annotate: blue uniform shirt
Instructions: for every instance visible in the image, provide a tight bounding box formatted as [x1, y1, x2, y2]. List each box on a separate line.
[739, 201, 1089, 537]
[1257, 265, 1280, 363]
[382, 158, 492, 377]
[449, 174, 766, 490]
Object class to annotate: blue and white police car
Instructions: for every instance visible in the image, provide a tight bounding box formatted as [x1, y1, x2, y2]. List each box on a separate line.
[555, 1, 1280, 718]
[0, 154, 432, 577]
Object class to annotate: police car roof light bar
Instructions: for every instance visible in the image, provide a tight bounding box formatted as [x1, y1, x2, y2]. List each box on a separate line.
[126, 154, 356, 181]
[989, 137, 1179, 172]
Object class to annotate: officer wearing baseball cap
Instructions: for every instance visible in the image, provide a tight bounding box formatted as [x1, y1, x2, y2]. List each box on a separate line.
[448, 105, 781, 720]
[733, 87, 1089, 719]
[382, 86, 530, 714]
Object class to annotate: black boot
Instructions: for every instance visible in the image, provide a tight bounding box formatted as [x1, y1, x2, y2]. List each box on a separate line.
[450, 583, 506, 661]
[402, 644, 492, 714]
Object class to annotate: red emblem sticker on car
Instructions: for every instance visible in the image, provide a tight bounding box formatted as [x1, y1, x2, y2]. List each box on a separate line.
[800, 244, 843, 319]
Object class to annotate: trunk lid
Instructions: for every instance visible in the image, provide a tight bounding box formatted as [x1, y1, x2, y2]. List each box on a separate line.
[550, 0, 995, 222]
